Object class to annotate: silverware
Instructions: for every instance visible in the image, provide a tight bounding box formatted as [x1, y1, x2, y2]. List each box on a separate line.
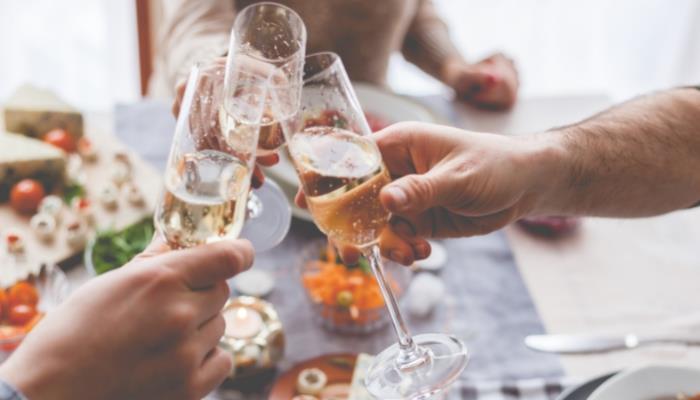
[525, 333, 700, 354]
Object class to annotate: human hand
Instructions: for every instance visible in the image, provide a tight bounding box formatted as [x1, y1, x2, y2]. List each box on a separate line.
[172, 57, 279, 188]
[442, 53, 519, 110]
[0, 238, 254, 400]
[294, 121, 554, 265]
[375, 122, 560, 255]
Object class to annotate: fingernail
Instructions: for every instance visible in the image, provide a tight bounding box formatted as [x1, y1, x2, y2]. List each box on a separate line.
[414, 242, 431, 259]
[385, 186, 407, 209]
[485, 73, 499, 86]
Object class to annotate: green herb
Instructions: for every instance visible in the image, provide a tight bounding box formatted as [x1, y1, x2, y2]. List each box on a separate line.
[62, 183, 85, 204]
[356, 256, 372, 274]
[91, 218, 154, 275]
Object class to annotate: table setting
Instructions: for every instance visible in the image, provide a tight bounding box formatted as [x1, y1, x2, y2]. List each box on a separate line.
[2, 2, 700, 399]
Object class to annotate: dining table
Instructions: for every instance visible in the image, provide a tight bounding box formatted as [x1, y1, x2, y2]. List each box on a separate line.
[61, 91, 700, 399]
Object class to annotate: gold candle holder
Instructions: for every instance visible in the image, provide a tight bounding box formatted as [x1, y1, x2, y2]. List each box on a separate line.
[219, 296, 285, 378]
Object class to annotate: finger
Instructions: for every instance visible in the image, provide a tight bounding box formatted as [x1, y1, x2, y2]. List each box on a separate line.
[454, 70, 495, 97]
[380, 171, 453, 216]
[295, 190, 307, 208]
[336, 242, 361, 265]
[257, 153, 279, 167]
[197, 313, 226, 357]
[379, 227, 415, 265]
[389, 219, 432, 260]
[193, 347, 233, 399]
[252, 166, 265, 188]
[459, 207, 518, 236]
[193, 281, 231, 326]
[172, 81, 187, 117]
[161, 240, 254, 289]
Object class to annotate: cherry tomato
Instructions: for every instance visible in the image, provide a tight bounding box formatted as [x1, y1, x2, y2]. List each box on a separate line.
[0, 326, 24, 351]
[10, 179, 46, 214]
[0, 291, 8, 320]
[8, 304, 37, 326]
[43, 128, 76, 153]
[8, 282, 39, 308]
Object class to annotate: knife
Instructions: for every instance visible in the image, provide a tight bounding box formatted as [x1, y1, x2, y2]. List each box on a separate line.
[525, 333, 700, 354]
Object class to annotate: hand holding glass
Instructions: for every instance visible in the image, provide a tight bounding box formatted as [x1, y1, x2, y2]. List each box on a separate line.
[276, 53, 469, 400]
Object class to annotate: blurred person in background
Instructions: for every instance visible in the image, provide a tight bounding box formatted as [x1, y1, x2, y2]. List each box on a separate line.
[150, 0, 519, 110]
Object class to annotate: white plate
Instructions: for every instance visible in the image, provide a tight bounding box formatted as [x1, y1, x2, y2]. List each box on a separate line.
[588, 365, 700, 400]
[265, 83, 439, 221]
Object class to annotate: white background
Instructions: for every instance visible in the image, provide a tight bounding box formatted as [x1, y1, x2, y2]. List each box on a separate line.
[1, 0, 699, 110]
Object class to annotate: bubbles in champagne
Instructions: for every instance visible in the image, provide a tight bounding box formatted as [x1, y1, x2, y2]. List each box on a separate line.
[289, 127, 390, 246]
[157, 150, 250, 248]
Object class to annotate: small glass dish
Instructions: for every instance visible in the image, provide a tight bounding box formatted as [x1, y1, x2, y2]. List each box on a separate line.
[298, 239, 411, 335]
[0, 265, 71, 361]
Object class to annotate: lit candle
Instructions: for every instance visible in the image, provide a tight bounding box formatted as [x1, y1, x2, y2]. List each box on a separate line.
[224, 306, 263, 339]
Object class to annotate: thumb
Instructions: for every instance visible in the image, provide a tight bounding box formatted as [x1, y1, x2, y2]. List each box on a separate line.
[380, 171, 451, 215]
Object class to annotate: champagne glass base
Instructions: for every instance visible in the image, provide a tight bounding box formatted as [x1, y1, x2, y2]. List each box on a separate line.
[364, 333, 469, 400]
[240, 178, 291, 252]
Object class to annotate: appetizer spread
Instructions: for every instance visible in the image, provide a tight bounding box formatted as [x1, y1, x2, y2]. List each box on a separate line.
[1, 84, 157, 276]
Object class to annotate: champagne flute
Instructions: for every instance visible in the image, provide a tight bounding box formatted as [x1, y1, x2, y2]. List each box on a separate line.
[229, 1, 306, 154]
[276, 53, 469, 399]
[224, 2, 306, 250]
[154, 64, 266, 248]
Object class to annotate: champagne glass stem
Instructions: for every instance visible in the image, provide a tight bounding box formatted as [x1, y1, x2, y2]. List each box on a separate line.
[364, 245, 428, 370]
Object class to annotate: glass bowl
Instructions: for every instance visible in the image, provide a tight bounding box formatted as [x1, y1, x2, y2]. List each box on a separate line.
[298, 239, 412, 335]
[0, 265, 71, 361]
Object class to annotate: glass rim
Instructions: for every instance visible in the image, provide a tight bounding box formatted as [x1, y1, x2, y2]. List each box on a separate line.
[302, 51, 343, 83]
[231, 1, 307, 64]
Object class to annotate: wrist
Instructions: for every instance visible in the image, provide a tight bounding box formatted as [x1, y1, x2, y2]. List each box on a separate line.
[440, 56, 468, 87]
[516, 131, 572, 216]
[0, 354, 68, 400]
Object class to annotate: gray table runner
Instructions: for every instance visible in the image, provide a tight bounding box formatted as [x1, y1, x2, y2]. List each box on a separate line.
[115, 99, 564, 398]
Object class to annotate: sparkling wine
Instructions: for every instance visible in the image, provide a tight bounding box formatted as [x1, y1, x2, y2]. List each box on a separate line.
[257, 113, 285, 154]
[289, 126, 391, 246]
[156, 150, 250, 248]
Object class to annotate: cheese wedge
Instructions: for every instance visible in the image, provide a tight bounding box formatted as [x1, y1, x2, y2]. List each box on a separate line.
[4, 84, 83, 140]
[0, 132, 66, 199]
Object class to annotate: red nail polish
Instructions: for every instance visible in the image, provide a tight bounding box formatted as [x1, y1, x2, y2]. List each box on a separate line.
[485, 73, 498, 86]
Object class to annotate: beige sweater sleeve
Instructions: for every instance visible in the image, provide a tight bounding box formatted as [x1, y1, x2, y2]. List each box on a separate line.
[401, 0, 464, 82]
[150, 0, 234, 97]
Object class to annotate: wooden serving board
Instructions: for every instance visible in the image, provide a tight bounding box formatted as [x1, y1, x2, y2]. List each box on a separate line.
[268, 353, 358, 400]
[0, 111, 163, 274]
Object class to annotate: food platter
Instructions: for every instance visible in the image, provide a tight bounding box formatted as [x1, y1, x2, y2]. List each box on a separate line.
[0, 110, 162, 275]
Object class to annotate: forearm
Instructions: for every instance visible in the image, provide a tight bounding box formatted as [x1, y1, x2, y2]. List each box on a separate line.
[401, 0, 463, 81]
[535, 87, 700, 217]
[152, 0, 233, 95]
